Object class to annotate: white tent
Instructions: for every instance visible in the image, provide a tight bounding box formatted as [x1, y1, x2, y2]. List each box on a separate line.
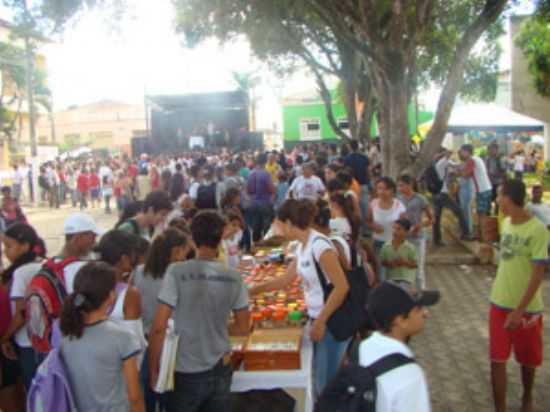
[446, 103, 544, 133]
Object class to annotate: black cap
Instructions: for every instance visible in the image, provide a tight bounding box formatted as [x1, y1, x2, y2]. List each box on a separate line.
[367, 281, 440, 330]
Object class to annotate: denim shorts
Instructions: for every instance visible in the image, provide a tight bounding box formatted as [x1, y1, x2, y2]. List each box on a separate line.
[476, 190, 492, 214]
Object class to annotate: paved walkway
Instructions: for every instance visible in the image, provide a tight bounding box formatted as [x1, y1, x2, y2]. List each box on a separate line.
[25, 206, 550, 411]
[414, 264, 550, 412]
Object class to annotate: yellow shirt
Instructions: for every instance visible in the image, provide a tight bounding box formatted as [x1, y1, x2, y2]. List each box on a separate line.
[266, 162, 279, 184]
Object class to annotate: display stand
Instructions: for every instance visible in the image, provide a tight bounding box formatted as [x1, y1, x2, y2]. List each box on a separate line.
[231, 330, 314, 412]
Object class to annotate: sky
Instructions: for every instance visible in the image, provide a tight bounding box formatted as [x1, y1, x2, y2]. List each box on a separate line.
[0, 0, 539, 128]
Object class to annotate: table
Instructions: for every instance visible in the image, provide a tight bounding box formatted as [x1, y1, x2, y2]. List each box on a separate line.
[231, 331, 314, 412]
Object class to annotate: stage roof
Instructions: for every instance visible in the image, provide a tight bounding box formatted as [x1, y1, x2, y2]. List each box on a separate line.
[147, 91, 248, 112]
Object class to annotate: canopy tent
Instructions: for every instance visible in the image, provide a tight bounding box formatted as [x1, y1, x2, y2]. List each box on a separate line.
[419, 103, 545, 135]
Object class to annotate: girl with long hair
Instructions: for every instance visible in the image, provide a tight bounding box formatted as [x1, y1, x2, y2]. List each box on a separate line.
[0, 223, 46, 391]
[60, 262, 145, 412]
[133, 228, 191, 412]
[329, 192, 360, 244]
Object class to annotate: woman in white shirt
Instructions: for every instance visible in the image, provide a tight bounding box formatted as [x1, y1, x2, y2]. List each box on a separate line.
[0, 223, 45, 390]
[250, 198, 349, 395]
[329, 192, 359, 243]
[367, 177, 406, 280]
[513, 150, 525, 180]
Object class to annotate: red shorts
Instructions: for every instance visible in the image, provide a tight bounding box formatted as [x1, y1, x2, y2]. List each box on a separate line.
[489, 304, 543, 367]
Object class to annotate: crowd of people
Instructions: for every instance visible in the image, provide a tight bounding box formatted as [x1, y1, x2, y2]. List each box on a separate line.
[0, 139, 547, 412]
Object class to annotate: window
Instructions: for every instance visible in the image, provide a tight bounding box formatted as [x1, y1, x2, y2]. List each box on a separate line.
[337, 118, 351, 137]
[299, 118, 321, 141]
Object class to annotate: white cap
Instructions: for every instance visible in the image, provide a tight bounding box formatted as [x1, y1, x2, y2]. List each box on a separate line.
[63, 213, 103, 235]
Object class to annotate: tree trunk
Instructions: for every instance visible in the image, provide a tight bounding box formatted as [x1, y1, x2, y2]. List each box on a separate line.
[313, 70, 350, 143]
[373, 71, 411, 179]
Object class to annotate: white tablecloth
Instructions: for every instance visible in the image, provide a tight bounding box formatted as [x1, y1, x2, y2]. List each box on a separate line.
[231, 332, 314, 412]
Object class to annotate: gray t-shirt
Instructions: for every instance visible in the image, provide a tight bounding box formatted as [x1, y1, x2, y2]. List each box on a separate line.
[398, 193, 429, 240]
[158, 259, 249, 373]
[61, 320, 141, 412]
[133, 265, 163, 335]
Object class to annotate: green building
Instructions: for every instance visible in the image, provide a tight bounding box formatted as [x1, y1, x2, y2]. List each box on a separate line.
[282, 89, 432, 147]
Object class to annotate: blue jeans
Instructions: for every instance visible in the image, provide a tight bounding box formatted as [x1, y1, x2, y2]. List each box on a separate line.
[359, 185, 369, 236]
[458, 179, 473, 235]
[141, 348, 168, 412]
[373, 239, 386, 282]
[249, 202, 274, 243]
[168, 361, 232, 412]
[313, 328, 350, 396]
[409, 237, 427, 289]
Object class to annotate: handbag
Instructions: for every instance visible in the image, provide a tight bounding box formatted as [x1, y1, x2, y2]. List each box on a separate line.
[311, 238, 370, 341]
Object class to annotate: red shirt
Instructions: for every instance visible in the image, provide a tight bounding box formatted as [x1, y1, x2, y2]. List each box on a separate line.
[89, 173, 100, 189]
[128, 164, 138, 178]
[77, 173, 89, 193]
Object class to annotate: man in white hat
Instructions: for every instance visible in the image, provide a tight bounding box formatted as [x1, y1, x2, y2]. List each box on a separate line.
[59, 212, 102, 293]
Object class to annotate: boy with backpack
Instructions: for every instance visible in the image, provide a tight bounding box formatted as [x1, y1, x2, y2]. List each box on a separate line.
[195, 166, 221, 210]
[317, 281, 439, 412]
[25, 213, 100, 355]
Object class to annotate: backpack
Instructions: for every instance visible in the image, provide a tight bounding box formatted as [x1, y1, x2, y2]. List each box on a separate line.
[121, 218, 140, 236]
[0, 281, 12, 337]
[316, 353, 415, 412]
[312, 237, 370, 341]
[27, 348, 77, 412]
[25, 257, 79, 353]
[196, 182, 217, 209]
[424, 162, 443, 195]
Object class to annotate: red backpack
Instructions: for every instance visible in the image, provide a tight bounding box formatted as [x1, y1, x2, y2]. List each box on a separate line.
[25, 257, 79, 353]
[0, 281, 11, 338]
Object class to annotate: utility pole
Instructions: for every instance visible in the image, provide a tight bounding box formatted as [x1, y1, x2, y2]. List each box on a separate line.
[22, 0, 37, 157]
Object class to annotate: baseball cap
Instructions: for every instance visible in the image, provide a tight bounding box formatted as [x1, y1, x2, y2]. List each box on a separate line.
[63, 213, 103, 235]
[367, 281, 440, 329]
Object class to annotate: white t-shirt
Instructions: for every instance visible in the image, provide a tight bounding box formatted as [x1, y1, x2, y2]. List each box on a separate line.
[64, 261, 88, 294]
[514, 155, 525, 172]
[98, 166, 114, 185]
[10, 261, 43, 347]
[296, 230, 334, 318]
[527, 202, 550, 226]
[189, 181, 200, 200]
[289, 175, 325, 200]
[371, 198, 406, 242]
[435, 158, 450, 194]
[359, 332, 431, 412]
[472, 156, 492, 193]
[223, 230, 243, 269]
[330, 217, 352, 240]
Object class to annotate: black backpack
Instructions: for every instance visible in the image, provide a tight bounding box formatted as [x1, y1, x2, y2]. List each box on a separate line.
[312, 238, 370, 341]
[424, 162, 443, 194]
[316, 353, 415, 412]
[196, 182, 217, 209]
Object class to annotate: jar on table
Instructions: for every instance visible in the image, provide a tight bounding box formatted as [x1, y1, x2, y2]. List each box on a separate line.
[288, 311, 303, 327]
[272, 310, 288, 328]
[252, 312, 264, 329]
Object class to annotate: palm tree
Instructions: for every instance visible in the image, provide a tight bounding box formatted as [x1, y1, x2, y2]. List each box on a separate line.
[232, 71, 261, 131]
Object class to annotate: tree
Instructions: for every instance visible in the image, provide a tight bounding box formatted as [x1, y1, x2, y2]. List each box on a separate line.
[515, 11, 550, 98]
[174, 0, 507, 176]
[175, 0, 375, 142]
[232, 71, 261, 131]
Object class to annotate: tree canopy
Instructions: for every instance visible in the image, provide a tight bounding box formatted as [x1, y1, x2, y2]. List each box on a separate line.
[175, 0, 508, 176]
[515, 5, 550, 98]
